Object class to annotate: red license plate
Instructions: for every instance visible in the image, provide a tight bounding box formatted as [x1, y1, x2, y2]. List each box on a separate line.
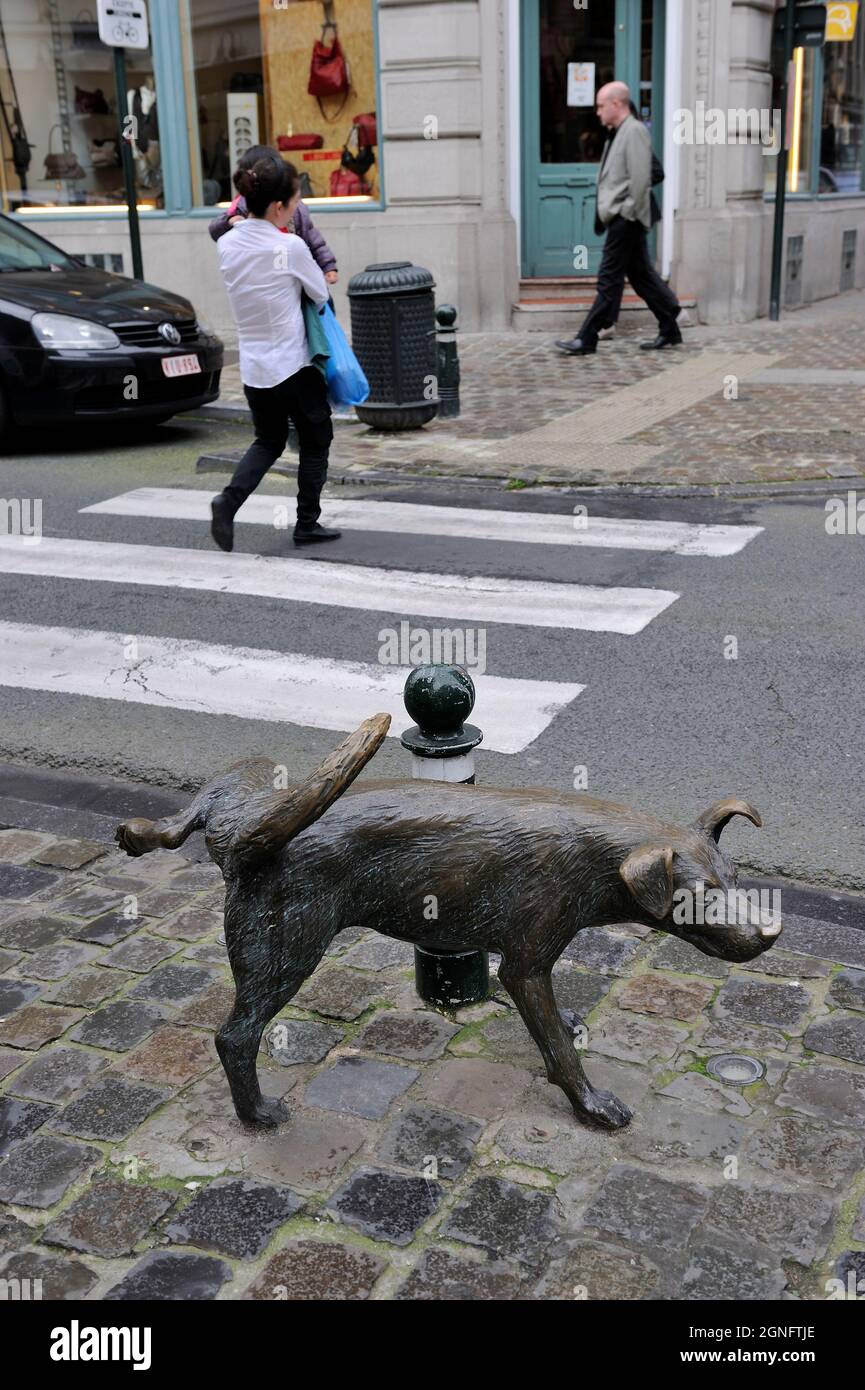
[161, 353, 201, 378]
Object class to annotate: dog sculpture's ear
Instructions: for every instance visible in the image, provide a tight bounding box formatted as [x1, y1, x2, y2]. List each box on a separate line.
[619, 845, 674, 921]
[694, 798, 762, 844]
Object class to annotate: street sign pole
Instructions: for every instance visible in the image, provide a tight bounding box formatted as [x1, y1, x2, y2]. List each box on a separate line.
[98, 0, 149, 282]
[769, 0, 797, 322]
[113, 44, 144, 281]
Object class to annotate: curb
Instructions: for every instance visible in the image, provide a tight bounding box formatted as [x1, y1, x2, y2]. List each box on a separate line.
[190, 402, 360, 427]
[194, 451, 865, 498]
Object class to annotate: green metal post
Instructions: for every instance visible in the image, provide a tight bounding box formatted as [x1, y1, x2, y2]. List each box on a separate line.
[113, 45, 144, 281]
[769, 0, 797, 320]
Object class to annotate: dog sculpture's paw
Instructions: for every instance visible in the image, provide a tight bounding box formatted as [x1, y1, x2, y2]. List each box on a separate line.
[115, 819, 156, 858]
[239, 1095, 291, 1130]
[575, 1087, 632, 1131]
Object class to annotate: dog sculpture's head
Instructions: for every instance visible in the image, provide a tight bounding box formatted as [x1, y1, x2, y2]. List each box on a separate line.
[618, 798, 781, 962]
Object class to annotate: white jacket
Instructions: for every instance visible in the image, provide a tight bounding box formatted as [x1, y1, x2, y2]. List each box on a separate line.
[217, 218, 328, 389]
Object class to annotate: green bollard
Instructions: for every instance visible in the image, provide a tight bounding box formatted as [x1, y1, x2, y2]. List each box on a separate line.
[401, 664, 490, 1008]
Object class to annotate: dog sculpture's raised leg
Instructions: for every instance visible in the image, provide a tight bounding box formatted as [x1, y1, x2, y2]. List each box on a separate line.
[215, 976, 306, 1128]
[498, 965, 632, 1130]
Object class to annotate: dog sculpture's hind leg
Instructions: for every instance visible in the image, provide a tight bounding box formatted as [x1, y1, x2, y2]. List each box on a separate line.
[215, 954, 318, 1128]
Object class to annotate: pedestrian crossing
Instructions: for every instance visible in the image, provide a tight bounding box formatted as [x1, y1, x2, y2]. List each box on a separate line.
[0, 533, 678, 634]
[0, 486, 765, 755]
[0, 621, 581, 756]
[82, 487, 763, 557]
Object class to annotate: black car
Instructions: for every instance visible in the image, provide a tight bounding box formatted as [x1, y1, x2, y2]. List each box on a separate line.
[0, 213, 223, 441]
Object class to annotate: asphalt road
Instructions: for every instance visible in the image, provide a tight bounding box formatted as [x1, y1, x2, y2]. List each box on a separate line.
[1, 414, 863, 889]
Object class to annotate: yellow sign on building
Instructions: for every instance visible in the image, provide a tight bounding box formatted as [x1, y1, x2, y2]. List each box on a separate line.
[825, 2, 859, 40]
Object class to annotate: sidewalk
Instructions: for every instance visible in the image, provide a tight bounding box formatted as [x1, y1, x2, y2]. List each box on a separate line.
[1, 817, 863, 1300]
[203, 291, 865, 489]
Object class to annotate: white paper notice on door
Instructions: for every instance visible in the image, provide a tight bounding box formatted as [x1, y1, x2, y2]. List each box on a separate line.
[567, 62, 595, 107]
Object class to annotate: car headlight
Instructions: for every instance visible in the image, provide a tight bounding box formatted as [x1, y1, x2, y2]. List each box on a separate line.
[31, 313, 120, 350]
[194, 310, 215, 337]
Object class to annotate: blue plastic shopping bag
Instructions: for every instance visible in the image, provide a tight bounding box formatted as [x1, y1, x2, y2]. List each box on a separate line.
[320, 301, 369, 407]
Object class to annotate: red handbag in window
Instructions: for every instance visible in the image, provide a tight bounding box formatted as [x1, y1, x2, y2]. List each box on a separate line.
[309, 24, 351, 120]
[277, 133, 324, 151]
[353, 112, 377, 148]
[330, 167, 368, 197]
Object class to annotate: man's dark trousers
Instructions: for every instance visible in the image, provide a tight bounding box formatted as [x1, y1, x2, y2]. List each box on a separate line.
[579, 215, 680, 349]
[223, 365, 333, 526]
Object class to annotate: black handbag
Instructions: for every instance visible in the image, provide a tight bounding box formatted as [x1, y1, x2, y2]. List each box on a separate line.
[71, 9, 100, 49]
[651, 151, 665, 186]
[44, 126, 86, 181]
[340, 122, 374, 178]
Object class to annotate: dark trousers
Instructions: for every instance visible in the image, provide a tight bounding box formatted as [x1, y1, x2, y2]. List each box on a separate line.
[579, 216, 680, 348]
[223, 365, 333, 528]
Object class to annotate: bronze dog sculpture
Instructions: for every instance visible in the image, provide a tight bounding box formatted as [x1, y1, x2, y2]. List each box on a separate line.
[116, 714, 780, 1131]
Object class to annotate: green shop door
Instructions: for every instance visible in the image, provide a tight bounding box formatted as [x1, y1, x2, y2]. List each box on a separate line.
[521, 0, 665, 278]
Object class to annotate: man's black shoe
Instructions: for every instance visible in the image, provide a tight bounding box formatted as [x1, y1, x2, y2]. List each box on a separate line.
[293, 523, 342, 546]
[640, 329, 683, 350]
[210, 495, 236, 552]
[554, 337, 597, 356]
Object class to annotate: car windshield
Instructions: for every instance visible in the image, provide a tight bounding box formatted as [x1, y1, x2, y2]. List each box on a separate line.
[0, 216, 75, 273]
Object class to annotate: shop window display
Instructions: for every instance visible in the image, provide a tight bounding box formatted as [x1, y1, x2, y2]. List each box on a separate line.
[0, 0, 162, 213]
[185, 0, 379, 207]
[820, 26, 865, 193]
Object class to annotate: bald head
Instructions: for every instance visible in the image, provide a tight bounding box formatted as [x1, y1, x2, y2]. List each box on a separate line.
[597, 81, 632, 130]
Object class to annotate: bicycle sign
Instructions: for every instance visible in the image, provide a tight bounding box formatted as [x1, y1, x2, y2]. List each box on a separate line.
[97, 0, 149, 50]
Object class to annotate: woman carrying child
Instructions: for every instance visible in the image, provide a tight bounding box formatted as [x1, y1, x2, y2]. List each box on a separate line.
[210, 155, 341, 551]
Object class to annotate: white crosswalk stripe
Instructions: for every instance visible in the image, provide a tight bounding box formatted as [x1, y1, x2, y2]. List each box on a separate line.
[0, 535, 679, 634]
[0, 621, 582, 756]
[0, 487, 763, 753]
[82, 487, 764, 556]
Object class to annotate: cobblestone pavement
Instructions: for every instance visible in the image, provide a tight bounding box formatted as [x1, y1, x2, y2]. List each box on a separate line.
[208, 291, 865, 488]
[1, 827, 864, 1301]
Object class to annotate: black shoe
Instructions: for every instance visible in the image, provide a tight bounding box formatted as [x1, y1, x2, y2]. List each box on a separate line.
[293, 522, 342, 546]
[640, 329, 683, 350]
[210, 494, 236, 552]
[554, 337, 597, 356]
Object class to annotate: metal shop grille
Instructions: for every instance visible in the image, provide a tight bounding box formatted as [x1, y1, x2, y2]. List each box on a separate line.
[785, 234, 804, 307]
[841, 230, 857, 292]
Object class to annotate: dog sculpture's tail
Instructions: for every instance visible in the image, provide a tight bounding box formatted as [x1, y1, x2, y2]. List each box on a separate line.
[115, 714, 392, 869]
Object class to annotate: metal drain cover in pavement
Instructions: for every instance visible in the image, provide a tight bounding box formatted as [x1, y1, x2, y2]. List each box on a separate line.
[706, 1054, 765, 1085]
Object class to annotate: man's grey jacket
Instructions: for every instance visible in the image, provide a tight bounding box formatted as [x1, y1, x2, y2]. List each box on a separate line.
[596, 113, 652, 230]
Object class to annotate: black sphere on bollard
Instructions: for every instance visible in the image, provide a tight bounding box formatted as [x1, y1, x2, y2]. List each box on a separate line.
[402, 664, 481, 753]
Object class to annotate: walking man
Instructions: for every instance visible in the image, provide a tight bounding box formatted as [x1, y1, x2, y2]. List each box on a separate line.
[556, 81, 681, 357]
